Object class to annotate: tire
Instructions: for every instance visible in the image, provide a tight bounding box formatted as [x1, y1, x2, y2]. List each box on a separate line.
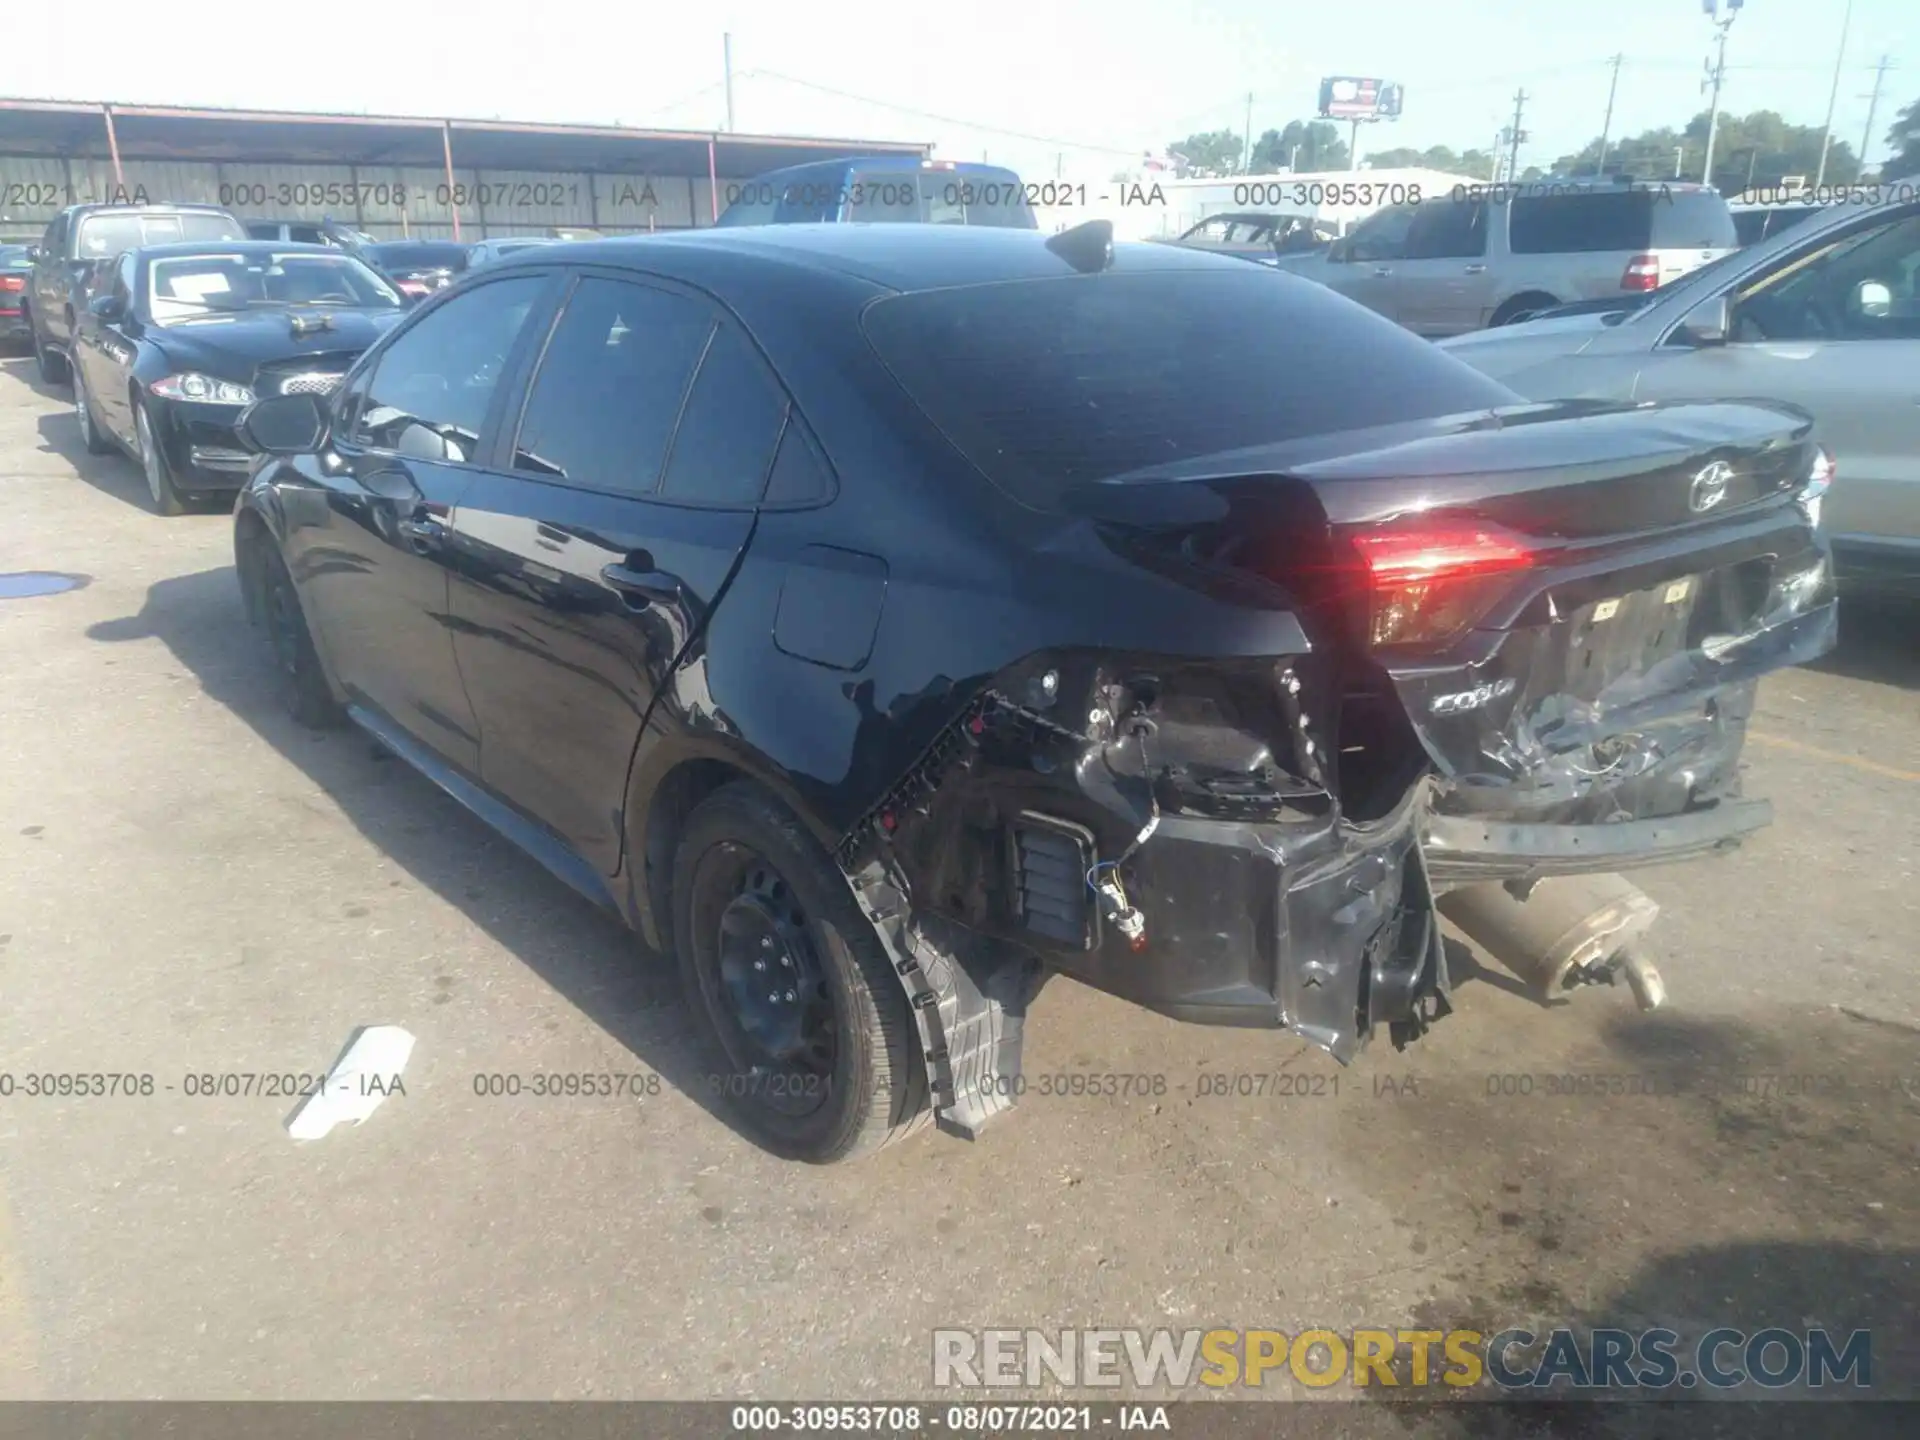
[135, 399, 186, 516]
[74, 365, 113, 455]
[257, 544, 344, 729]
[672, 781, 929, 1163]
[32, 319, 70, 386]
[1490, 293, 1559, 327]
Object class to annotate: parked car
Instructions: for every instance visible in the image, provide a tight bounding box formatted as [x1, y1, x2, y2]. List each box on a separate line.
[229, 223, 1835, 1163]
[467, 237, 555, 268]
[0, 243, 31, 346]
[364, 240, 472, 299]
[245, 218, 379, 253]
[28, 203, 248, 384]
[1441, 197, 1920, 597]
[1161, 212, 1332, 262]
[715, 157, 1037, 228]
[70, 240, 406, 514]
[1269, 179, 1737, 335]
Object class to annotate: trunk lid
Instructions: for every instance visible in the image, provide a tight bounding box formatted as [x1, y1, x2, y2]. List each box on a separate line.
[1065, 398, 1838, 837]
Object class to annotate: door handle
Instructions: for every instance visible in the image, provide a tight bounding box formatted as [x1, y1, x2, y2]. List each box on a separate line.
[601, 561, 683, 609]
[397, 515, 444, 553]
[1464, 264, 1487, 274]
[1372, 266, 1393, 277]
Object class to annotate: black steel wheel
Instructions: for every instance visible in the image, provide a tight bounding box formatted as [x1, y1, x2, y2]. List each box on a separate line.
[259, 545, 344, 729]
[672, 782, 929, 1163]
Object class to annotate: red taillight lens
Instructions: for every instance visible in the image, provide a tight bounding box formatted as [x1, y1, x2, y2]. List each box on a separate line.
[0, 275, 23, 292]
[1350, 521, 1536, 648]
[1621, 253, 1660, 291]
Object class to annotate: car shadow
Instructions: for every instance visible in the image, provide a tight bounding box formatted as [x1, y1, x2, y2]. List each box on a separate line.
[85, 563, 755, 1143]
[27, 370, 237, 517]
[1808, 595, 1920, 691]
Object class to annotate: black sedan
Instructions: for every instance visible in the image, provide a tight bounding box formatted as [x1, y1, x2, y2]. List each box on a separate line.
[230, 223, 1836, 1162]
[71, 241, 406, 514]
[364, 240, 471, 299]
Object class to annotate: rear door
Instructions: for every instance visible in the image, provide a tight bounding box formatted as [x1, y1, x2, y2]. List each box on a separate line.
[445, 270, 786, 873]
[1391, 196, 1492, 335]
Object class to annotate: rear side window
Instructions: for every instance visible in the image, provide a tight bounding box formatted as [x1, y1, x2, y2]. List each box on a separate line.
[659, 325, 788, 505]
[509, 276, 714, 495]
[1509, 190, 1735, 254]
[863, 268, 1515, 509]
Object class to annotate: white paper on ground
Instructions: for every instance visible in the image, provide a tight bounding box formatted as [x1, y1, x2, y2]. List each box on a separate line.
[285, 1024, 415, 1141]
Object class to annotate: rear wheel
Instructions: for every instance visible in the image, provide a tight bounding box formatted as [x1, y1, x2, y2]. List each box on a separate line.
[1491, 292, 1559, 327]
[136, 400, 186, 516]
[258, 545, 343, 729]
[672, 782, 928, 1163]
[74, 365, 112, 454]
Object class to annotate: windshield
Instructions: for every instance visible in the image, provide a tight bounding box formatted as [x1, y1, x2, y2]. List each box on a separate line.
[76, 211, 246, 261]
[0, 244, 29, 266]
[863, 268, 1513, 508]
[147, 252, 402, 322]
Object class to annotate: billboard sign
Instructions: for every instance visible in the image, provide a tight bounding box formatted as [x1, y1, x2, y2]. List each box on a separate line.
[1318, 77, 1404, 121]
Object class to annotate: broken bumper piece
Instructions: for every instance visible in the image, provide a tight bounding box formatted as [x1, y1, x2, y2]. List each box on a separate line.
[1423, 797, 1773, 886]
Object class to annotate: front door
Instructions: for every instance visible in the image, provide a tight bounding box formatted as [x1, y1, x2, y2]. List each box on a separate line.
[283, 271, 554, 773]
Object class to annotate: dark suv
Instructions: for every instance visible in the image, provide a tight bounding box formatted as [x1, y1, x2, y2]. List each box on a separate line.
[28, 203, 247, 384]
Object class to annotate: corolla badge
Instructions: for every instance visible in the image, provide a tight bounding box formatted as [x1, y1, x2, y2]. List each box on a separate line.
[1688, 460, 1734, 514]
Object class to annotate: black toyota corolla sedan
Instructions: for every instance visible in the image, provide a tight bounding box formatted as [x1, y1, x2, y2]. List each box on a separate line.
[71, 241, 406, 514]
[230, 223, 1837, 1163]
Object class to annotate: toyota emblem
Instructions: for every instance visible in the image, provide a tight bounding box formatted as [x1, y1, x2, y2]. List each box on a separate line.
[1688, 461, 1733, 514]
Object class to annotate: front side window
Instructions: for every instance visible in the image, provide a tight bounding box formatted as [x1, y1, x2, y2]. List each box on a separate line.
[1404, 198, 1486, 260]
[1344, 204, 1415, 262]
[509, 276, 715, 494]
[1731, 214, 1920, 343]
[352, 274, 546, 462]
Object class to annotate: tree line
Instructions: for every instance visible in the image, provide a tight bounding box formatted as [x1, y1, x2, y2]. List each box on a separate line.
[1166, 95, 1919, 188]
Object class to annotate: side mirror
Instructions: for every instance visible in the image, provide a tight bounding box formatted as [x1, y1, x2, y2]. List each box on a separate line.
[88, 293, 125, 322]
[236, 392, 327, 455]
[25, 245, 40, 262]
[1853, 279, 1893, 319]
[1681, 293, 1732, 346]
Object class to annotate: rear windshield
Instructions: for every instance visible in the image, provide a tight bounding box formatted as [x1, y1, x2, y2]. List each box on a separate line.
[862, 268, 1514, 508]
[847, 169, 1036, 228]
[76, 211, 245, 260]
[1508, 189, 1735, 254]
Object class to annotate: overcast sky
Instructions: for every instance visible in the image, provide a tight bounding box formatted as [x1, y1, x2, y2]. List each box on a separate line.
[24, 0, 1911, 176]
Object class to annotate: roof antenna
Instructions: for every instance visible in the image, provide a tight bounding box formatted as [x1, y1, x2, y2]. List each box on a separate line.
[1045, 218, 1114, 274]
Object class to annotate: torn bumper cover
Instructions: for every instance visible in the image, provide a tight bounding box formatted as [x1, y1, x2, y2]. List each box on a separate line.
[1396, 538, 1837, 884]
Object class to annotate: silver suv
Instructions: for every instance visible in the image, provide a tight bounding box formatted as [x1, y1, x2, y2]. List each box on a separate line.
[1270, 179, 1737, 336]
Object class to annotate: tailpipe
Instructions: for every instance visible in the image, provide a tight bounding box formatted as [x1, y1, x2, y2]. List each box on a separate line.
[1438, 874, 1665, 1011]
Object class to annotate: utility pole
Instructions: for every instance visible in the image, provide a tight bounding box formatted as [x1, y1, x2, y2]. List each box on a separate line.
[723, 33, 735, 132]
[1243, 92, 1254, 174]
[1348, 118, 1361, 171]
[1505, 90, 1528, 184]
[1700, 0, 1744, 191]
[1597, 53, 1624, 174]
[1858, 54, 1894, 174]
[1814, 0, 1853, 187]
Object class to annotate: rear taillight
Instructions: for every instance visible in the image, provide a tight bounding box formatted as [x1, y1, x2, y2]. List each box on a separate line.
[1621, 253, 1661, 291]
[1798, 446, 1835, 527]
[1350, 521, 1537, 649]
[0, 275, 22, 292]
